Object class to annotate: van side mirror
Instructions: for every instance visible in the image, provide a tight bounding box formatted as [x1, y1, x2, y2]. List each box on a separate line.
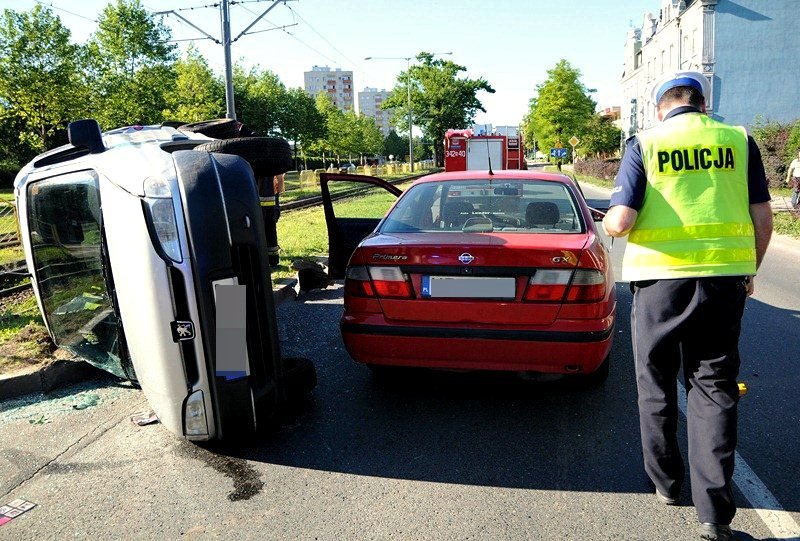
[68, 119, 105, 154]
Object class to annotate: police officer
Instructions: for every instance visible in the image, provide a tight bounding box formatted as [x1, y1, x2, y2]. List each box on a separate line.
[603, 71, 773, 541]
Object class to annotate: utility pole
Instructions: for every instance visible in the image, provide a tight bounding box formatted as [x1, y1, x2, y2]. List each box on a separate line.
[221, 0, 235, 119]
[156, 1, 295, 121]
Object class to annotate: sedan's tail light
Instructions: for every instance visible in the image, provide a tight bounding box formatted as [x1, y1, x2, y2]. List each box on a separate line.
[344, 265, 412, 298]
[524, 269, 571, 301]
[565, 269, 606, 302]
[345, 266, 375, 297]
[524, 261, 606, 303]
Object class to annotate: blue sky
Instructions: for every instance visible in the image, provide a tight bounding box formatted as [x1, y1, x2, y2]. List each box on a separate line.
[5, 0, 662, 126]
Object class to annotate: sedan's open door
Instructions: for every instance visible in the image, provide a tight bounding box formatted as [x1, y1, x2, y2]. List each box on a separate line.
[320, 173, 402, 278]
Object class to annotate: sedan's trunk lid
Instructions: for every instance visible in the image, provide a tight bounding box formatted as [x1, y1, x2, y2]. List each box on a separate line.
[354, 232, 589, 325]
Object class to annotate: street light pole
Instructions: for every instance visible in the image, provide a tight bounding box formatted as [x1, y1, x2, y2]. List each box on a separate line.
[364, 52, 452, 172]
[406, 57, 413, 172]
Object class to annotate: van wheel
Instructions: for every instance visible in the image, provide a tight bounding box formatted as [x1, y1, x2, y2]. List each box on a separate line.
[179, 118, 241, 139]
[194, 137, 293, 178]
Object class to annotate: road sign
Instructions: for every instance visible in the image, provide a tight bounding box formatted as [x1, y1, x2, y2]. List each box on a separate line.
[569, 136, 580, 147]
[550, 148, 568, 158]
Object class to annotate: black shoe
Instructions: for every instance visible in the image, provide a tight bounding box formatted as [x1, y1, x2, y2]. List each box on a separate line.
[698, 523, 733, 541]
[655, 489, 678, 505]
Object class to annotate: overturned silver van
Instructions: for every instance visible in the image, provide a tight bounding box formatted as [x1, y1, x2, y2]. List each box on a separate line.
[14, 119, 314, 441]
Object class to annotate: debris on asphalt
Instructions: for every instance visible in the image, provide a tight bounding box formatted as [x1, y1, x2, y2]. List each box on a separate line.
[71, 393, 100, 410]
[0, 498, 37, 526]
[292, 259, 331, 292]
[131, 411, 159, 426]
[28, 414, 49, 425]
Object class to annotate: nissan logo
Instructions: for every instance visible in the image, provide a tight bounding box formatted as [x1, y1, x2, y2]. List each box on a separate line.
[458, 253, 475, 264]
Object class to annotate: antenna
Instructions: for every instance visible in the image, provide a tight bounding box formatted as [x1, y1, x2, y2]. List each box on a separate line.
[484, 124, 494, 176]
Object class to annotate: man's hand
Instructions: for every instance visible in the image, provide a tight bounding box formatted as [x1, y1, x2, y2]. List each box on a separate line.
[745, 275, 755, 297]
[602, 205, 638, 237]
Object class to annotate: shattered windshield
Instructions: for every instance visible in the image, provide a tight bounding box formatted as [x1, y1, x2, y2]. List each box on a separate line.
[26, 171, 133, 379]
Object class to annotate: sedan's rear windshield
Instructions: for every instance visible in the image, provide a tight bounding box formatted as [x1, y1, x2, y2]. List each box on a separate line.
[380, 179, 584, 234]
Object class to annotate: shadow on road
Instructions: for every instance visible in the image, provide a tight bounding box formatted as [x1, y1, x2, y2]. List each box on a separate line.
[203, 283, 800, 519]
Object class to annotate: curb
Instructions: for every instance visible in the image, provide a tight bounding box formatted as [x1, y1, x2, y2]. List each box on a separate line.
[0, 359, 104, 401]
[0, 277, 300, 401]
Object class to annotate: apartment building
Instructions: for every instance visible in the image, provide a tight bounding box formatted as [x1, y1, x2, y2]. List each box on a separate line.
[622, 0, 799, 136]
[357, 87, 392, 136]
[304, 66, 354, 112]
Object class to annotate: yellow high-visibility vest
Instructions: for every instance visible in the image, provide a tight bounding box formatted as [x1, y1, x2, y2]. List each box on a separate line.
[623, 113, 756, 281]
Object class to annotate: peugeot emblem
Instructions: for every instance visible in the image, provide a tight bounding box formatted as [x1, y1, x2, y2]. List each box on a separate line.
[458, 252, 475, 264]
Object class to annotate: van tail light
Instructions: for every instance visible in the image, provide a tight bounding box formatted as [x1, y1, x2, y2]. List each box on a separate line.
[344, 266, 413, 298]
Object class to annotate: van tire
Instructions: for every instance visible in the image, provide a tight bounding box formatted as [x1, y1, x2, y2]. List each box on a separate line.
[195, 137, 293, 178]
[179, 118, 240, 139]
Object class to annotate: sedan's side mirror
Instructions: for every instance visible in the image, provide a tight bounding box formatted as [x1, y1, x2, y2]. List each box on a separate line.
[589, 208, 607, 222]
[585, 199, 609, 221]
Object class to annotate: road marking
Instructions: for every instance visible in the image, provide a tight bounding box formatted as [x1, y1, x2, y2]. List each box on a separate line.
[677, 383, 800, 539]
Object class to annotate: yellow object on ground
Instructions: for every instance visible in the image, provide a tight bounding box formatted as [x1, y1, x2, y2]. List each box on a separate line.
[738, 382, 748, 396]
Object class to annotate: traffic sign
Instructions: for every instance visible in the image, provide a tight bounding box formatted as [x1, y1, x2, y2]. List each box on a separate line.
[550, 148, 568, 158]
[569, 136, 580, 147]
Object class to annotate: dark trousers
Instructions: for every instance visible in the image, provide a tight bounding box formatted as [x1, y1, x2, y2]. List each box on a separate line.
[631, 277, 746, 525]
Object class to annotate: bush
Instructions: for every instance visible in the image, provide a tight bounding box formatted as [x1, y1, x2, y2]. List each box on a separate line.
[750, 117, 798, 189]
[574, 158, 620, 180]
[0, 159, 21, 189]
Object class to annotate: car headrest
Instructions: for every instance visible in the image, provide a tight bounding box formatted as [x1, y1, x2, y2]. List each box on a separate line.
[442, 201, 474, 227]
[526, 201, 560, 227]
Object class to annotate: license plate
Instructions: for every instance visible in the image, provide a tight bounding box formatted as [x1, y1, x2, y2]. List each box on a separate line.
[421, 276, 516, 299]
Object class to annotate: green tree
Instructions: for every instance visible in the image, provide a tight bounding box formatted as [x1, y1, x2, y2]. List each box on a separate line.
[88, 0, 177, 129]
[353, 114, 384, 161]
[522, 59, 596, 157]
[382, 52, 494, 166]
[163, 46, 224, 122]
[307, 93, 346, 165]
[234, 66, 286, 135]
[383, 130, 407, 160]
[581, 114, 622, 157]
[0, 5, 86, 152]
[278, 87, 325, 167]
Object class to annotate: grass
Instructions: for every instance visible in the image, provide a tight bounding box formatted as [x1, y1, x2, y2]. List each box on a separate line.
[273, 181, 412, 279]
[773, 210, 800, 237]
[280, 168, 434, 204]
[0, 292, 48, 375]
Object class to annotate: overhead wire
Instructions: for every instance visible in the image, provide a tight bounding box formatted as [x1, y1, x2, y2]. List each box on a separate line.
[235, 3, 345, 68]
[33, 0, 96, 23]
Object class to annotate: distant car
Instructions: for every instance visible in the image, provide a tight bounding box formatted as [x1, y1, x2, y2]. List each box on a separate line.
[321, 170, 616, 384]
[15, 119, 315, 441]
[338, 163, 357, 174]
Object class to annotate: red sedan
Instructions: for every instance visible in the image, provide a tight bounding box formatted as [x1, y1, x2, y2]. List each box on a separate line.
[321, 170, 616, 384]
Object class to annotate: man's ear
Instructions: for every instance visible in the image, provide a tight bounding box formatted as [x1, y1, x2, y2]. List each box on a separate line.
[657, 107, 664, 122]
[700, 99, 707, 113]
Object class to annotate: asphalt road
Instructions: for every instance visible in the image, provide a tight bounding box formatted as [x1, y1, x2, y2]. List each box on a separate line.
[0, 182, 798, 540]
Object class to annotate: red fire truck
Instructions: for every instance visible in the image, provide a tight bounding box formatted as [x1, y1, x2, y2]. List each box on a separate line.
[444, 125, 526, 172]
